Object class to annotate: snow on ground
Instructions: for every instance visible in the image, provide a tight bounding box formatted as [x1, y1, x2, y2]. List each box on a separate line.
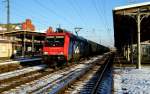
[113, 66, 150, 94]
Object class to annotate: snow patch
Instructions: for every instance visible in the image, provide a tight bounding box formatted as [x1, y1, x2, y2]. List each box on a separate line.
[113, 67, 150, 94]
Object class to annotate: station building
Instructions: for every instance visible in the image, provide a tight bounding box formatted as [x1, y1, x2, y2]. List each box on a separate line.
[0, 38, 13, 59]
[113, 2, 150, 68]
[0, 19, 45, 59]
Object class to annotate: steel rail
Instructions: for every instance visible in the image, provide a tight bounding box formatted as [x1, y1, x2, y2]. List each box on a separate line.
[33, 55, 104, 94]
[91, 54, 111, 94]
[0, 64, 47, 81]
[3, 55, 102, 94]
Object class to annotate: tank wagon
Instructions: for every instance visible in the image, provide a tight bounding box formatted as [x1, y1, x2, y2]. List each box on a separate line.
[43, 28, 109, 67]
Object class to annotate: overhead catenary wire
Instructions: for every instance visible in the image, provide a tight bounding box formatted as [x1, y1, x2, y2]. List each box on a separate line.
[0, 1, 5, 23]
[98, 0, 111, 32]
[33, 0, 75, 27]
[91, 0, 113, 45]
[65, 0, 87, 27]
[127, 0, 137, 4]
[90, 0, 106, 44]
[103, 0, 114, 45]
[92, 0, 108, 32]
[97, 0, 113, 43]
[11, 7, 50, 29]
[72, 0, 88, 27]
[0, 0, 9, 24]
[48, 0, 76, 29]
[1, 0, 50, 30]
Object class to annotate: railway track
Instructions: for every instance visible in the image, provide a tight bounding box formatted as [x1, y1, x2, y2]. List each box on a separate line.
[0, 64, 47, 81]
[0, 64, 22, 74]
[2, 55, 104, 94]
[0, 54, 111, 94]
[0, 64, 51, 93]
[63, 54, 112, 94]
[63, 63, 104, 94]
[0, 58, 42, 73]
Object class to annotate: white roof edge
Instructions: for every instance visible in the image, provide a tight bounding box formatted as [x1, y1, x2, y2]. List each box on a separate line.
[113, 2, 150, 11]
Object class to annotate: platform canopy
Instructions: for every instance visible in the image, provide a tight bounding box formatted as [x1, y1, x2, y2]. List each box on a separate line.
[113, 2, 150, 51]
[0, 30, 45, 40]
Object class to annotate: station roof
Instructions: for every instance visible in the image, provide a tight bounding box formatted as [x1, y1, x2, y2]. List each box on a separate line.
[0, 30, 45, 40]
[0, 38, 13, 43]
[113, 2, 150, 50]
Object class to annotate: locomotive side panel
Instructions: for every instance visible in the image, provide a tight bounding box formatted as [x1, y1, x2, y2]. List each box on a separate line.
[68, 38, 74, 62]
[68, 36, 90, 62]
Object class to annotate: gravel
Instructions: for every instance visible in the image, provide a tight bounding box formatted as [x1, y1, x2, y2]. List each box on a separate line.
[0, 64, 47, 81]
[97, 67, 113, 94]
[3, 56, 102, 94]
[113, 66, 150, 94]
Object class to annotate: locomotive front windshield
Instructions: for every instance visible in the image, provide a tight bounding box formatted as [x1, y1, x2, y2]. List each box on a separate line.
[45, 36, 64, 47]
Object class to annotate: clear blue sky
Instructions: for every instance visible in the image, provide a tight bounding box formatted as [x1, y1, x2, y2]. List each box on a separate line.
[0, 0, 149, 47]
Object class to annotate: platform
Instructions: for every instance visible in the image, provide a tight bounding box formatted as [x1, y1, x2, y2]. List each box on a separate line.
[0, 57, 42, 66]
[113, 66, 150, 94]
[113, 52, 150, 94]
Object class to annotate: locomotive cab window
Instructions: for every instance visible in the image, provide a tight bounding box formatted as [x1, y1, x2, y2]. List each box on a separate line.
[45, 36, 64, 47]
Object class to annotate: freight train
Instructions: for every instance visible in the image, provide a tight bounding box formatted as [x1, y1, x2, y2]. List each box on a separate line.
[43, 28, 109, 67]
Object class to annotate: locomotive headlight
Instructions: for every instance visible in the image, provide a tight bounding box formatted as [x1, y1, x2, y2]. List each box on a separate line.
[60, 52, 63, 55]
[44, 52, 48, 55]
